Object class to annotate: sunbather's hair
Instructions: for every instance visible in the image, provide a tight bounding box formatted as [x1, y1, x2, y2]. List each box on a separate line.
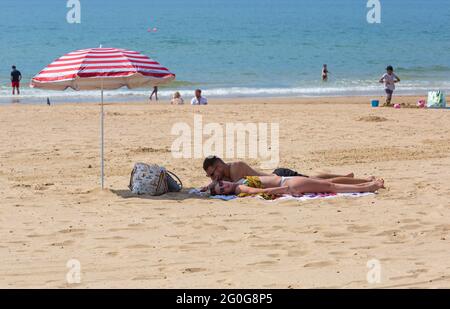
[203, 155, 224, 171]
[386, 65, 394, 71]
[208, 180, 219, 195]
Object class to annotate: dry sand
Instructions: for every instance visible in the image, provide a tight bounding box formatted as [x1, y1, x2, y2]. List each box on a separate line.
[1, 95, 450, 288]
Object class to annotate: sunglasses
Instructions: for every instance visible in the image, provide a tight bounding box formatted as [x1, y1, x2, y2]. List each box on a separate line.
[210, 180, 225, 195]
[206, 165, 218, 178]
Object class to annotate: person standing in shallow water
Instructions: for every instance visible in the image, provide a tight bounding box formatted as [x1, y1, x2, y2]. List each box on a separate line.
[11, 65, 22, 95]
[321, 64, 329, 81]
[149, 86, 158, 101]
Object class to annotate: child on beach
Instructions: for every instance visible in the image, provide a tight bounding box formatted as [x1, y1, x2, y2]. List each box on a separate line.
[379, 65, 400, 106]
[322, 64, 329, 81]
[170, 91, 184, 104]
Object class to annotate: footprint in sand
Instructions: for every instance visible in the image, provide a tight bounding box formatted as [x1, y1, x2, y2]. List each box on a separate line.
[183, 267, 207, 273]
[266, 253, 282, 258]
[26, 233, 51, 238]
[347, 225, 373, 233]
[172, 221, 187, 226]
[187, 241, 210, 245]
[128, 223, 145, 228]
[329, 251, 350, 256]
[287, 250, 308, 257]
[51, 240, 75, 246]
[303, 261, 335, 268]
[125, 244, 153, 249]
[217, 239, 240, 244]
[401, 224, 422, 230]
[223, 218, 253, 223]
[247, 260, 277, 266]
[132, 274, 166, 280]
[58, 228, 85, 234]
[251, 243, 284, 249]
[323, 232, 351, 238]
[95, 236, 127, 240]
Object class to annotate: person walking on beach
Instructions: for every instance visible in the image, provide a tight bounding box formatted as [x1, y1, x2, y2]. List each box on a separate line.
[322, 64, 329, 81]
[11, 65, 22, 95]
[379, 65, 400, 106]
[149, 86, 158, 101]
[191, 89, 208, 105]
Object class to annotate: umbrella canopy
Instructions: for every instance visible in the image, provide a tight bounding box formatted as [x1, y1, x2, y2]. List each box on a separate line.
[31, 47, 175, 90]
[31, 47, 175, 189]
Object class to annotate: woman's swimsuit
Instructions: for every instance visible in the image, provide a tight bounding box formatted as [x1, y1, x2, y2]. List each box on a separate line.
[236, 176, 275, 200]
[280, 176, 295, 187]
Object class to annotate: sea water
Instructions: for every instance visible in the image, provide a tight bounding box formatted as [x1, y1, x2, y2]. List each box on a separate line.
[0, 0, 449, 103]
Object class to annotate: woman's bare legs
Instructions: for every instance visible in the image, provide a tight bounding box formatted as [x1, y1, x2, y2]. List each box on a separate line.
[311, 172, 354, 179]
[332, 180, 384, 193]
[288, 177, 384, 194]
[327, 176, 375, 184]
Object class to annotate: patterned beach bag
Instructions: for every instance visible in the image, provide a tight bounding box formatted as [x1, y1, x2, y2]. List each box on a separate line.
[129, 163, 182, 195]
[427, 91, 447, 108]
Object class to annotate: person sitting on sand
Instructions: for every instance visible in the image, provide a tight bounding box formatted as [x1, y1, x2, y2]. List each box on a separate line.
[202, 155, 360, 184]
[191, 89, 208, 105]
[171, 91, 184, 105]
[207, 175, 384, 199]
[379, 65, 400, 106]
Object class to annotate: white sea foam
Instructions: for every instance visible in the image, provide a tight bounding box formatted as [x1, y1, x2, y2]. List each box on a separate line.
[1, 81, 450, 103]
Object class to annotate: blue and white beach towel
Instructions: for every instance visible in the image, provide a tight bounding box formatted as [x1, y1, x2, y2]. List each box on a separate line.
[188, 188, 373, 201]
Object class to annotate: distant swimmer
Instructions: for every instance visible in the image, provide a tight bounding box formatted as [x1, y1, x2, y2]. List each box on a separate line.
[321, 64, 329, 81]
[11, 65, 22, 95]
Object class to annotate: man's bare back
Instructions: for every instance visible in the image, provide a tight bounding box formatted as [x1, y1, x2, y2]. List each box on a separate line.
[227, 161, 270, 182]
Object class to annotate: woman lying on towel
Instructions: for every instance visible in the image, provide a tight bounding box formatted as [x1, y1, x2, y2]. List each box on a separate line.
[207, 175, 384, 200]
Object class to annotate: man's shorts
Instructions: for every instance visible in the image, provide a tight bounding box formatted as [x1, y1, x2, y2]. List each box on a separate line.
[385, 89, 393, 95]
[11, 81, 20, 88]
[272, 168, 308, 178]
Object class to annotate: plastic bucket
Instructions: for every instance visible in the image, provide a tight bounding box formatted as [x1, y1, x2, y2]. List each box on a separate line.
[371, 100, 379, 107]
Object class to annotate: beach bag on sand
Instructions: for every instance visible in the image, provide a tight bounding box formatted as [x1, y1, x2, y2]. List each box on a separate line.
[128, 163, 182, 195]
[427, 91, 446, 108]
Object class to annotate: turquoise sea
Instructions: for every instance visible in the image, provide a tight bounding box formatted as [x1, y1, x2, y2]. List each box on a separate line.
[0, 0, 449, 102]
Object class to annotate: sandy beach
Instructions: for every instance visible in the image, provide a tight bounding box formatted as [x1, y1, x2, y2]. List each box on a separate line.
[1, 95, 450, 288]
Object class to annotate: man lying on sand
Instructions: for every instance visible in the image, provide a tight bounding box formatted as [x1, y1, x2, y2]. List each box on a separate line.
[202, 155, 356, 183]
[207, 175, 385, 199]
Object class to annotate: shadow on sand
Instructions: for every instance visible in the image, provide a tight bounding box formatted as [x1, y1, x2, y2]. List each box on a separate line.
[110, 188, 207, 201]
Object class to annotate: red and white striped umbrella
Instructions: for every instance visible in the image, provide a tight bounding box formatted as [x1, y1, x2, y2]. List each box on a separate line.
[31, 47, 175, 90]
[31, 47, 175, 189]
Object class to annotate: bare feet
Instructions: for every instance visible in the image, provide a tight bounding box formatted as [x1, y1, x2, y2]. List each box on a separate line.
[367, 176, 376, 181]
[374, 179, 385, 190]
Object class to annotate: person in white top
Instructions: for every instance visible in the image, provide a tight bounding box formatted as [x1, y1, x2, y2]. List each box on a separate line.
[191, 89, 208, 105]
[379, 65, 400, 106]
[171, 91, 184, 105]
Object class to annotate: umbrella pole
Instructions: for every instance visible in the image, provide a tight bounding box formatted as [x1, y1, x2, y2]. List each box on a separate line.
[101, 83, 104, 189]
